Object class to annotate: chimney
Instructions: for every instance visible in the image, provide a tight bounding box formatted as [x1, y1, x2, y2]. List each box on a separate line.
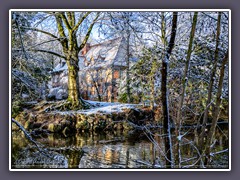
[82, 43, 90, 55]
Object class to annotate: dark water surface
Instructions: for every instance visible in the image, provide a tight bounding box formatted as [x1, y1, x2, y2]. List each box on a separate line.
[11, 125, 229, 169]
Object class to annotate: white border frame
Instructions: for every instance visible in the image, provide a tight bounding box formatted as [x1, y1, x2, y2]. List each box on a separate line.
[9, 9, 231, 172]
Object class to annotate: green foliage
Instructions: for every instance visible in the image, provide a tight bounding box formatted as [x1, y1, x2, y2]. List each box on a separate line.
[118, 92, 143, 104]
[118, 93, 128, 103]
[124, 47, 161, 104]
[12, 100, 23, 118]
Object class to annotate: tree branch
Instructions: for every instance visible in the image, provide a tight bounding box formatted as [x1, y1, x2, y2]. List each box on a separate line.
[60, 12, 72, 30]
[78, 12, 100, 52]
[20, 26, 59, 40]
[26, 38, 65, 50]
[201, 12, 228, 25]
[13, 48, 66, 59]
[72, 12, 91, 32]
[67, 12, 75, 27]
[54, 13, 69, 52]
[15, 17, 28, 60]
[12, 118, 51, 158]
[31, 49, 66, 59]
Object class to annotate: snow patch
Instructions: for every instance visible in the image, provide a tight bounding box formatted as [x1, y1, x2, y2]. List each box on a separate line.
[48, 87, 68, 100]
[79, 102, 139, 115]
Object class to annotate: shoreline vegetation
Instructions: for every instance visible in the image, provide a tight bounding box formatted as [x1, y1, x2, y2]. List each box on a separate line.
[11, 11, 229, 169]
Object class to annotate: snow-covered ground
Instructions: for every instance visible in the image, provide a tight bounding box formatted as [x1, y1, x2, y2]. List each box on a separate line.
[80, 100, 140, 115]
[49, 100, 142, 116]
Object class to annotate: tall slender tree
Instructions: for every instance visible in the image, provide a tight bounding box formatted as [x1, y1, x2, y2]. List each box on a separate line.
[175, 12, 198, 167]
[200, 12, 222, 136]
[203, 50, 228, 165]
[161, 12, 178, 168]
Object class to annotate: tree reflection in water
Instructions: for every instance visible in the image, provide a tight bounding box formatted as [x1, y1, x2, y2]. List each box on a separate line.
[11, 126, 228, 169]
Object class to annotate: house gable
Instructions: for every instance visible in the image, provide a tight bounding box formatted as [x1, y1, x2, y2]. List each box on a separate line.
[49, 37, 130, 102]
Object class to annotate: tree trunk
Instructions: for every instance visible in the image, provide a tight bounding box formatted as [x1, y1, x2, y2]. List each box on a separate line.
[90, 71, 102, 102]
[175, 12, 198, 168]
[200, 12, 222, 138]
[204, 51, 228, 165]
[53, 12, 99, 109]
[16, 12, 99, 109]
[126, 14, 131, 103]
[161, 12, 178, 168]
[67, 62, 80, 107]
[15, 16, 28, 60]
[150, 76, 155, 110]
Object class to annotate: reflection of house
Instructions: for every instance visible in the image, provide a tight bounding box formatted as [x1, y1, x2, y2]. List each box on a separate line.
[49, 37, 130, 102]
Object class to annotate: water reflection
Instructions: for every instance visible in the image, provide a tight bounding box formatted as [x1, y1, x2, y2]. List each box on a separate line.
[11, 126, 228, 169]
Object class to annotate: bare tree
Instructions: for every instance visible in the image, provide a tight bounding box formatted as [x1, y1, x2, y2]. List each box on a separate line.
[200, 12, 222, 136]
[20, 12, 100, 109]
[203, 50, 228, 165]
[161, 12, 178, 168]
[175, 12, 198, 167]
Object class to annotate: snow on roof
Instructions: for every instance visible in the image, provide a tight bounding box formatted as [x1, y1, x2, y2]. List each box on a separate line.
[86, 38, 122, 60]
[52, 37, 129, 73]
[52, 57, 85, 73]
[81, 37, 130, 70]
[52, 63, 68, 73]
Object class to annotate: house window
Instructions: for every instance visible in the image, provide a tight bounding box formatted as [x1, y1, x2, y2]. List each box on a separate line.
[91, 86, 95, 96]
[91, 57, 95, 65]
[113, 70, 119, 79]
[87, 86, 91, 97]
[53, 74, 59, 85]
[84, 59, 89, 67]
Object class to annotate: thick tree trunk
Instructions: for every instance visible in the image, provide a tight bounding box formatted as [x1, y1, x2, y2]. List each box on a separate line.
[67, 62, 80, 107]
[175, 12, 198, 168]
[66, 51, 89, 109]
[54, 12, 99, 109]
[17, 12, 99, 110]
[161, 12, 178, 168]
[204, 51, 228, 165]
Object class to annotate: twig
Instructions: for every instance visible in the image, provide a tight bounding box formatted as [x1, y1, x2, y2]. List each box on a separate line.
[12, 118, 52, 158]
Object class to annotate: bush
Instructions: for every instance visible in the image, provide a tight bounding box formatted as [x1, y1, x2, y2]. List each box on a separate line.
[12, 100, 23, 118]
[118, 93, 128, 103]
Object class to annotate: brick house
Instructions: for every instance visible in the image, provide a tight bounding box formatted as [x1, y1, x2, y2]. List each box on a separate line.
[49, 37, 129, 102]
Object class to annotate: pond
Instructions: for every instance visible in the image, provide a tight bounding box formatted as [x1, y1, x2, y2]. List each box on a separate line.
[11, 124, 229, 169]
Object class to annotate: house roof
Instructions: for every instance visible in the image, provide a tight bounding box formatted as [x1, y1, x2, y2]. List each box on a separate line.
[52, 63, 68, 73]
[82, 37, 127, 70]
[52, 37, 128, 73]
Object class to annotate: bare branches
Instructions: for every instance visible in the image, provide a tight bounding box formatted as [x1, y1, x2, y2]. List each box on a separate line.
[60, 12, 72, 30]
[12, 68, 38, 92]
[78, 12, 100, 52]
[201, 12, 228, 25]
[20, 26, 59, 40]
[30, 49, 66, 59]
[72, 12, 91, 32]
[26, 37, 66, 49]
[67, 12, 75, 27]
[12, 48, 65, 59]
[54, 13, 69, 52]
[201, 12, 222, 136]
[12, 118, 40, 149]
[15, 17, 28, 60]
[161, 12, 178, 168]
[12, 118, 52, 158]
